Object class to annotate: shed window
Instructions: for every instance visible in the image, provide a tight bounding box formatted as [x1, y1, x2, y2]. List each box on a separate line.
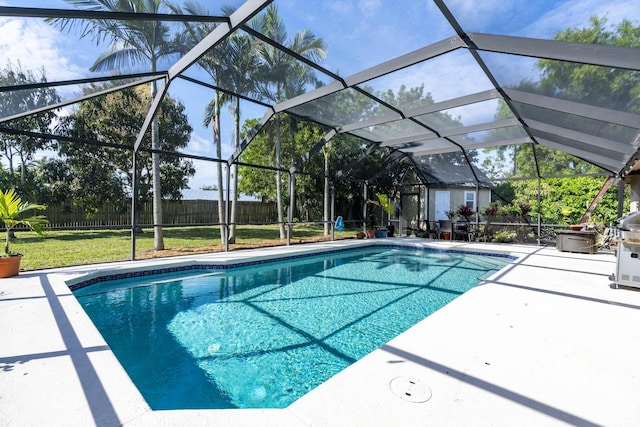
[464, 191, 476, 211]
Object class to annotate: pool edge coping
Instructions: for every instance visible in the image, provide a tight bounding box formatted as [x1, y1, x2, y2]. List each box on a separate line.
[66, 239, 517, 292]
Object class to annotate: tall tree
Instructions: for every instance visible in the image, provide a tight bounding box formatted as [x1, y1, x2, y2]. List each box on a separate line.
[224, 32, 258, 243]
[171, 1, 244, 245]
[49, 0, 186, 250]
[249, 4, 326, 239]
[0, 62, 60, 191]
[55, 85, 194, 218]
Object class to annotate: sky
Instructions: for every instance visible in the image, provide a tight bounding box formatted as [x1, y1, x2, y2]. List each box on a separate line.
[1, 0, 638, 192]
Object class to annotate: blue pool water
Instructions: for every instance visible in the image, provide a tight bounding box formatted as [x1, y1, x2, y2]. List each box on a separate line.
[73, 246, 510, 410]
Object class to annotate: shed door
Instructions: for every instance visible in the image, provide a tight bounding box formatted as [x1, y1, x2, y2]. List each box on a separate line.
[435, 191, 450, 221]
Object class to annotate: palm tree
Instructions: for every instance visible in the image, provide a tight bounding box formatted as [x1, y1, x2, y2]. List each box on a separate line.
[171, 2, 259, 244]
[249, 4, 326, 239]
[50, 0, 185, 251]
[224, 33, 258, 243]
[170, 1, 236, 244]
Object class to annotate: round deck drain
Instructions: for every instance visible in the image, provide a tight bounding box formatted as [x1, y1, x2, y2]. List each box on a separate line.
[389, 376, 432, 403]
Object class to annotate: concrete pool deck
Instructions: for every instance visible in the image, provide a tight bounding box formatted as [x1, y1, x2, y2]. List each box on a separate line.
[1, 239, 639, 426]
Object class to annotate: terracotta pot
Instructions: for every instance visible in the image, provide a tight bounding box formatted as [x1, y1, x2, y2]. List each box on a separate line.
[0, 255, 22, 278]
[365, 229, 375, 239]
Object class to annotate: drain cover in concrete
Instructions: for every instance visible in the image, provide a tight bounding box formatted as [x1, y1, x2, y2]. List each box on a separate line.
[389, 376, 432, 403]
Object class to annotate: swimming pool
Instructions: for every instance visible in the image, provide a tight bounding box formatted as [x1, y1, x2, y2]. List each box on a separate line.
[72, 245, 511, 410]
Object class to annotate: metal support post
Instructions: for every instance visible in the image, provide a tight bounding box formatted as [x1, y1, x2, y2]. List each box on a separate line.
[130, 152, 138, 261]
[287, 173, 296, 246]
[224, 165, 230, 252]
[330, 181, 335, 241]
[363, 183, 368, 234]
[537, 178, 542, 245]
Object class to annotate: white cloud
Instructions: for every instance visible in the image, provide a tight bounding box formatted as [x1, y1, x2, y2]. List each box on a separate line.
[187, 132, 213, 157]
[357, 0, 382, 18]
[365, 49, 494, 106]
[443, 0, 516, 31]
[0, 17, 88, 82]
[522, 0, 640, 39]
[188, 159, 218, 191]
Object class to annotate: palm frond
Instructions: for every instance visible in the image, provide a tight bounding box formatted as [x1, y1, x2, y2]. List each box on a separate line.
[90, 46, 149, 72]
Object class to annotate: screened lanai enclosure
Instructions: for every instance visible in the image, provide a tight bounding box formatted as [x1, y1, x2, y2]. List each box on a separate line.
[1, 0, 640, 260]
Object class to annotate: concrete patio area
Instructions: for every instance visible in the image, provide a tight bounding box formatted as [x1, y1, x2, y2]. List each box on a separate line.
[1, 239, 639, 426]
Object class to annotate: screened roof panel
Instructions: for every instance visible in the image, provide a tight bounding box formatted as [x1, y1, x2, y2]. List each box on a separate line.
[361, 49, 494, 109]
[475, 143, 539, 181]
[481, 51, 638, 113]
[532, 144, 614, 177]
[350, 120, 433, 144]
[511, 101, 640, 150]
[270, 0, 456, 77]
[412, 152, 478, 184]
[414, 98, 510, 132]
[0, 77, 164, 122]
[444, 0, 640, 40]
[449, 126, 530, 149]
[286, 87, 395, 128]
[532, 130, 625, 172]
[400, 138, 457, 154]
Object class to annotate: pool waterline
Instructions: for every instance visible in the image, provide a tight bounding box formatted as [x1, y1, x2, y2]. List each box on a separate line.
[69, 242, 514, 410]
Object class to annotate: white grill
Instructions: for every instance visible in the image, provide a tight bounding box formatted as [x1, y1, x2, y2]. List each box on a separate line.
[614, 212, 640, 288]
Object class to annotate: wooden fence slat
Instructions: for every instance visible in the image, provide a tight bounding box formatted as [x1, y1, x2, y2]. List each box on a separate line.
[44, 200, 277, 229]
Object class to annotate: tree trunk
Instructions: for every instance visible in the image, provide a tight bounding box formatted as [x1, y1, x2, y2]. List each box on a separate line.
[151, 75, 164, 250]
[323, 148, 330, 235]
[19, 149, 26, 187]
[276, 117, 286, 239]
[213, 93, 226, 245]
[228, 97, 240, 244]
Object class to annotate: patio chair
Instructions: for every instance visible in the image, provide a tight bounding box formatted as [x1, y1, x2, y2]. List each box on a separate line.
[454, 221, 471, 241]
[438, 219, 453, 240]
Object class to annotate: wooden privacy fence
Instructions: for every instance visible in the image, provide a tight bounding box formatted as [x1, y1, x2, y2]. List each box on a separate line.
[44, 200, 277, 229]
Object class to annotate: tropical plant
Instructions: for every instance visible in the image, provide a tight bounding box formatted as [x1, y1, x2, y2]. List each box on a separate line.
[376, 193, 395, 216]
[249, 4, 327, 239]
[519, 203, 532, 218]
[0, 189, 47, 256]
[457, 204, 474, 222]
[483, 205, 499, 217]
[49, 0, 187, 251]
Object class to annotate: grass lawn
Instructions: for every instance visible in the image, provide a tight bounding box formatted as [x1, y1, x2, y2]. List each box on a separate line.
[9, 224, 359, 271]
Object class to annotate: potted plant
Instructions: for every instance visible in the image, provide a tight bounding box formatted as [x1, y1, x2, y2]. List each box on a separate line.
[0, 189, 48, 278]
[365, 213, 376, 239]
[375, 193, 395, 237]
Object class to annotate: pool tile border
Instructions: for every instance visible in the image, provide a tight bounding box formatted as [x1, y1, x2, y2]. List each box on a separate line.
[68, 242, 516, 291]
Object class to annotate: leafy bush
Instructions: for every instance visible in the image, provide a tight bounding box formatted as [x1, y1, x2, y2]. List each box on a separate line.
[493, 230, 516, 243]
